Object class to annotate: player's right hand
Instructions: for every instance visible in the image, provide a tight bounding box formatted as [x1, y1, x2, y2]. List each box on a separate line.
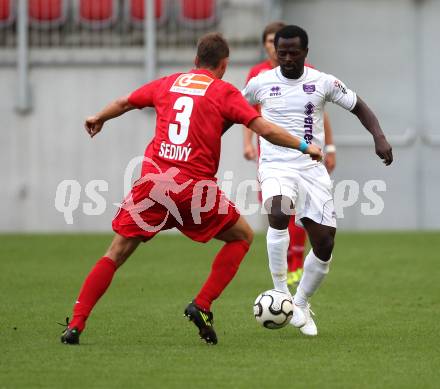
[243, 144, 257, 161]
[84, 116, 104, 138]
[305, 144, 323, 162]
[374, 135, 393, 166]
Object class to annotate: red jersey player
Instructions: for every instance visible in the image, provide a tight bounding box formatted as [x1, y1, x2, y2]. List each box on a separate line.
[242, 21, 337, 288]
[60, 33, 322, 346]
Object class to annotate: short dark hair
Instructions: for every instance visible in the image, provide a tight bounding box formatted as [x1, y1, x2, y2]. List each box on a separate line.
[274, 25, 309, 49]
[262, 21, 286, 44]
[196, 32, 229, 69]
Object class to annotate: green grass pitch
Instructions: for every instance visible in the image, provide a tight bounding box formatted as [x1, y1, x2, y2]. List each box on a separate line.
[1, 232, 439, 389]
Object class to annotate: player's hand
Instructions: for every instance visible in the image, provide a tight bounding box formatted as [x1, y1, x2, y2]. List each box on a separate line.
[324, 152, 336, 173]
[85, 116, 104, 138]
[374, 135, 393, 166]
[305, 144, 323, 162]
[243, 144, 257, 161]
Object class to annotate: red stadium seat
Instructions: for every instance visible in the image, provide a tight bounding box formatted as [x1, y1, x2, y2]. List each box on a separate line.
[178, 0, 217, 27]
[0, 0, 15, 27]
[28, 0, 67, 27]
[76, 0, 118, 28]
[127, 0, 168, 27]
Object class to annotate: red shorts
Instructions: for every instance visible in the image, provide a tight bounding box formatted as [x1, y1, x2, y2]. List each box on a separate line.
[112, 175, 240, 243]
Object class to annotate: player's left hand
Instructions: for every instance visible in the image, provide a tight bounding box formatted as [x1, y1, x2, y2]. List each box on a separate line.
[243, 144, 257, 161]
[374, 135, 393, 166]
[85, 116, 104, 138]
[324, 152, 336, 173]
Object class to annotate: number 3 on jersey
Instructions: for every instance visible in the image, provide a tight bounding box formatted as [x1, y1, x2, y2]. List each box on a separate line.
[169, 96, 194, 145]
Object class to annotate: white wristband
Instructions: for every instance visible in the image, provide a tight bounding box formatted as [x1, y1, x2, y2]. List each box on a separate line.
[324, 144, 336, 153]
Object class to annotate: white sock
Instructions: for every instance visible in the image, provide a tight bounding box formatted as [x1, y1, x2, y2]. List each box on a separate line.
[266, 227, 290, 295]
[294, 250, 331, 307]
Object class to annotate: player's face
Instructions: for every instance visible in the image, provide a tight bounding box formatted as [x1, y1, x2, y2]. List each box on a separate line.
[264, 33, 277, 63]
[276, 37, 308, 78]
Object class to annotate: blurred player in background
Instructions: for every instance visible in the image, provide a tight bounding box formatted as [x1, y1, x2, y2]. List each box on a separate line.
[243, 25, 393, 336]
[242, 21, 337, 288]
[60, 33, 322, 346]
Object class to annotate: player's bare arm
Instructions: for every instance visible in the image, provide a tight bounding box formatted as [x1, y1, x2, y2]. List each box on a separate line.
[248, 117, 323, 161]
[243, 126, 257, 160]
[351, 96, 393, 166]
[84, 95, 136, 138]
[323, 111, 336, 173]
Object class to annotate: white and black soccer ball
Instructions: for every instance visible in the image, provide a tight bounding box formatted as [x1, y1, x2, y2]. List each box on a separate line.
[253, 289, 293, 329]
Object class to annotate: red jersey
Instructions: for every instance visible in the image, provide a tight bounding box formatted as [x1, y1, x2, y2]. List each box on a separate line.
[129, 69, 259, 181]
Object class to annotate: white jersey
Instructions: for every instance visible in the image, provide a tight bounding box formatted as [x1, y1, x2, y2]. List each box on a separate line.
[242, 66, 357, 169]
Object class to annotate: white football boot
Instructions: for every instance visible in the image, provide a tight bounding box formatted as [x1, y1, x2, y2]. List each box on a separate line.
[290, 302, 307, 328]
[297, 303, 318, 336]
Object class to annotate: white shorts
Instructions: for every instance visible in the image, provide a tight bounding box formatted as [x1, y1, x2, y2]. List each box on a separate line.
[259, 164, 336, 228]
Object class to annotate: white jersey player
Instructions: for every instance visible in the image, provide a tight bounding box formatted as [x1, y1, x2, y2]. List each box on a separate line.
[243, 65, 355, 228]
[245, 66, 355, 170]
[242, 25, 393, 336]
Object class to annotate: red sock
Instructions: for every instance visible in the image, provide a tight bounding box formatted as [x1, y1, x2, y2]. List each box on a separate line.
[195, 240, 249, 311]
[287, 216, 307, 272]
[69, 257, 117, 332]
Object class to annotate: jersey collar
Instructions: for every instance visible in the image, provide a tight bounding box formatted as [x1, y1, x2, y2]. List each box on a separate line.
[275, 66, 308, 84]
[190, 68, 217, 79]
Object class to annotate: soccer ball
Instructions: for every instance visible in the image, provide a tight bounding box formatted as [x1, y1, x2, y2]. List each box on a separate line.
[253, 289, 293, 329]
